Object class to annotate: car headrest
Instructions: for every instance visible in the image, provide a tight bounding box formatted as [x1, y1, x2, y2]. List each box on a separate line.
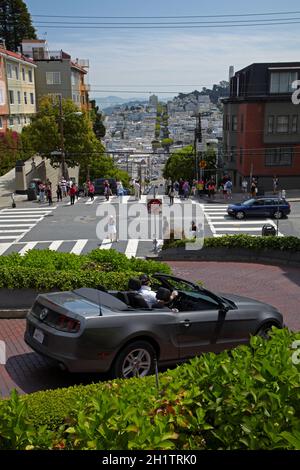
[128, 278, 142, 291]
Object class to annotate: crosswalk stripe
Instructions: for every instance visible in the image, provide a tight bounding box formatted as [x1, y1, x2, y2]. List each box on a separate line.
[214, 227, 268, 232]
[0, 224, 35, 227]
[211, 221, 275, 225]
[0, 229, 31, 233]
[0, 235, 19, 240]
[18, 242, 38, 256]
[49, 240, 63, 251]
[70, 240, 88, 255]
[1, 208, 56, 212]
[125, 239, 139, 258]
[0, 243, 11, 255]
[100, 239, 112, 249]
[85, 196, 98, 205]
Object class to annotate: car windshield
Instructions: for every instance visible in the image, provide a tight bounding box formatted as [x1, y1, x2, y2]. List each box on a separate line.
[242, 198, 255, 206]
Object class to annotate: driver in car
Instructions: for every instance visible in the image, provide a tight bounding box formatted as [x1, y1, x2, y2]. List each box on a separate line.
[152, 287, 179, 312]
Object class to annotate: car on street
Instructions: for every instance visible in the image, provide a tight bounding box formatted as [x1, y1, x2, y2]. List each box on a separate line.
[227, 197, 291, 220]
[24, 274, 283, 379]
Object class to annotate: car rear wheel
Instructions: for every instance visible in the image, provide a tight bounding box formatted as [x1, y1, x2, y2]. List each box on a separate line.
[235, 211, 245, 220]
[112, 341, 156, 379]
[273, 210, 283, 219]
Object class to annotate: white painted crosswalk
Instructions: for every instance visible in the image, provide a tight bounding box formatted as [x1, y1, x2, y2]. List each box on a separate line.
[201, 204, 283, 237]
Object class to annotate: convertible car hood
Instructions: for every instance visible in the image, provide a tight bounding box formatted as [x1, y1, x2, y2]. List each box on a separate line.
[218, 293, 278, 312]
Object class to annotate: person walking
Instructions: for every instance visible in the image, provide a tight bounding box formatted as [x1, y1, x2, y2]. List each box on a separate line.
[69, 184, 76, 205]
[168, 184, 175, 206]
[38, 182, 45, 203]
[250, 178, 257, 198]
[46, 185, 52, 206]
[117, 180, 124, 197]
[56, 184, 62, 202]
[104, 181, 111, 201]
[241, 178, 248, 198]
[60, 179, 67, 197]
[273, 175, 279, 194]
[183, 180, 190, 199]
[224, 179, 233, 200]
[108, 215, 117, 242]
[88, 181, 95, 201]
[134, 180, 140, 200]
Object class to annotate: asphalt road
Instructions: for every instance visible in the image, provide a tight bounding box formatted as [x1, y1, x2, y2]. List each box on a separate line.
[0, 195, 300, 258]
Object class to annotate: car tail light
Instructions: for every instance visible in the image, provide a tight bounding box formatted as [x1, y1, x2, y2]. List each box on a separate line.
[57, 314, 80, 333]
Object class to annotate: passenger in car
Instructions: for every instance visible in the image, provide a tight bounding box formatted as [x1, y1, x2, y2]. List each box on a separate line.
[138, 274, 157, 306]
[152, 288, 179, 312]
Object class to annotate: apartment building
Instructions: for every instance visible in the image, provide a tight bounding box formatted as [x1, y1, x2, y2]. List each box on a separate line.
[22, 40, 90, 111]
[223, 62, 300, 189]
[0, 45, 36, 135]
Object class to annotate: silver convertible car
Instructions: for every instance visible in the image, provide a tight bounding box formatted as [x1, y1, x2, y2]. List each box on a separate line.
[25, 274, 283, 379]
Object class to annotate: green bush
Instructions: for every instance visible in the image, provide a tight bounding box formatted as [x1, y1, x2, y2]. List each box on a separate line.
[0, 249, 171, 290]
[162, 234, 300, 251]
[1, 328, 300, 449]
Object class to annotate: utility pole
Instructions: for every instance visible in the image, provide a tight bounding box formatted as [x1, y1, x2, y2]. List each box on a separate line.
[58, 95, 67, 180]
[194, 113, 202, 181]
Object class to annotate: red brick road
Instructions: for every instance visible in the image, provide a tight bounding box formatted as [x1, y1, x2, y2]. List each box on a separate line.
[0, 261, 299, 398]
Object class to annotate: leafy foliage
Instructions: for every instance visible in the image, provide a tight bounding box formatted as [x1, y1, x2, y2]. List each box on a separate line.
[1, 329, 300, 449]
[0, 130, 22, 176]
[0, 0, 36, 52]
[163, 234, 300, 252]
[163, 145, 195, 181]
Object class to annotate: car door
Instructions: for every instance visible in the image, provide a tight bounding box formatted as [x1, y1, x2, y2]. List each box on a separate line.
[246, 199, 265, 217]
[175, 291, 226, 359]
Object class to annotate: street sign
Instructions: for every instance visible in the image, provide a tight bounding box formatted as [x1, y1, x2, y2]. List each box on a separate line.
[199, 160, 206, 168]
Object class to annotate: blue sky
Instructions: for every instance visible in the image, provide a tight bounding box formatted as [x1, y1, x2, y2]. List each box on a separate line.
[26, 0, 300, 100]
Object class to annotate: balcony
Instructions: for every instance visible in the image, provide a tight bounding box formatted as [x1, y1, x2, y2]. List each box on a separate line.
[32, 50, 70, 61]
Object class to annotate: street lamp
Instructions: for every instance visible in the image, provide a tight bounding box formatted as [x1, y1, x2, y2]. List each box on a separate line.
[58, 95, 82, 180]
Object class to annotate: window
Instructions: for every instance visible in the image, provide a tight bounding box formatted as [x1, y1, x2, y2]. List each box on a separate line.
[22, 68, 25, 81]
[24, 115, 27, 124]
[270, 71, 298, 93]
[28, 70, 33, 82]
[16, 116, 21, 125]
[0, 88, 4, 105]
[46, 72, 61, 85]
[15, 66, 19, 80]
[291, 115, 298, 134]
[0, 117, 3, 128]
[265, 147, 293, 166]
[9, 90, 14, 104]
[17, 91, 21, 104]
[30, 93, 34, 105]
[276, 116, 289, 134]
[232, 115, 238, 131]
[9, 116, 14, 126]
[230, 146, 236, 162]
[24, 92, 27, 105]
[7, 64, 12, 78]
[267, 116, 274, 134]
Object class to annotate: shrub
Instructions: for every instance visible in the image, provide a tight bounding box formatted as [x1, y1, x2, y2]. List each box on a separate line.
[1, 328, 300, 449]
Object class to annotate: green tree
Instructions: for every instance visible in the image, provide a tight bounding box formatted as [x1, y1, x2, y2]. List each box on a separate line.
[163, 145, 194, 181]
[90, 100, 106, 140]
[161, 137, 173, 153]
[0, 129, 22, 176]
[203, 147, 217, 169]
[21, 96, 104, 175]
[0, 0, 36, 52]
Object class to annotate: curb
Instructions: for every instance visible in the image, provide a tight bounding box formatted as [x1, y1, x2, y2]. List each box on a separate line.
[0, 309, 29, 319]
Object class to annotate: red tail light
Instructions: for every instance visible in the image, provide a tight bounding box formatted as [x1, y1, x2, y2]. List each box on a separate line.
[57, 314, 80, 333]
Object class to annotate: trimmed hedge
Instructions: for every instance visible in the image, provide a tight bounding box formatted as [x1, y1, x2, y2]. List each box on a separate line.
[0, 249, 171, 290]
[163, 234, 300, 251]
[1, 328, 300, 449]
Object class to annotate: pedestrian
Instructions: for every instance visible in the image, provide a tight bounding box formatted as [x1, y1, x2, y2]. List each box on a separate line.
[169, 184, 175, 205]
[183, 180, 190, 199]
[108, 215, 117, 242]
[46, 185, 52, 206]
[208, 180, 216, 199]
[83, 181, 88, 198]
[190, 220, 197, 238]
[88, 181, 95, 201]
[224, 179, 233, 200]
[250, 178, 257, 198]
[117, 180, 124, 197]
[104, 181, 111, 201]
[273, 175, 279, 194]
[38, 182, 45, 203]
[178, 178, 184, 199]
[197, 179, 204, 198]
[241, 178, 248, 198]
[56, 184, 62, 202]
[134, 180, 140, 200]
[60, 179, 67, 197]
[174, 180, 179, 197]
[69, 184, 76, 205]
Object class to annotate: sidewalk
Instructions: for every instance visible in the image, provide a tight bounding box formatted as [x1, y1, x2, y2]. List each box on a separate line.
[197, 189, 300, 205]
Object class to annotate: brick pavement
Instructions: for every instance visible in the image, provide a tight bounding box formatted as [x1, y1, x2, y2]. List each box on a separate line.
[0, 260, 299, 398]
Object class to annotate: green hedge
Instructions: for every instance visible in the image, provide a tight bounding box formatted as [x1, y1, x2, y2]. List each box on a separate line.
[163, 234, 300, 251]
[1, 328, 300, 450]
[0, 249, 171, 290]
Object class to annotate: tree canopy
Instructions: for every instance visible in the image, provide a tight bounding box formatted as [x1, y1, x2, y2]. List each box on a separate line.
[0, 0, 36, 51]
[163, 146, 195, 181]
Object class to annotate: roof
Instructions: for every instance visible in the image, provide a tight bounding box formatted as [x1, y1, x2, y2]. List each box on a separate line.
[71, 61, 87, 74]
[22, 39, 47, 44]
[0, 46, 36, 65]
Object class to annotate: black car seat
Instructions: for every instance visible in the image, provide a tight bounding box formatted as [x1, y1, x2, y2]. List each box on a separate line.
[127, 292, 152, 309]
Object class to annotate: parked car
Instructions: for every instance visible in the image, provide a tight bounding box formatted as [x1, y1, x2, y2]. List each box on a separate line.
[227, 197, 291, 220]
[24, 274, 283, 379]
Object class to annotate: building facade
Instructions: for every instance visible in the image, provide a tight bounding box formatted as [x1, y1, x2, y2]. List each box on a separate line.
[22, 40, 90, 111]
[223, 62, 300, 190]
[0, 45, 36, 135]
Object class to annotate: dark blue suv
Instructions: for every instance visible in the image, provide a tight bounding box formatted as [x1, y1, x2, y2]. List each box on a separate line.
[227, 197, 291, 220]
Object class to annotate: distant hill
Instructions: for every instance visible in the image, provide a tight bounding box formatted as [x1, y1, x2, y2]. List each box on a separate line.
[94, 96, 148, 110]
[178, 81, 229, 105]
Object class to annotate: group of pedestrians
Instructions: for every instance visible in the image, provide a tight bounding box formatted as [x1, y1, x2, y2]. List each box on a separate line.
[38, 179, 53, 205]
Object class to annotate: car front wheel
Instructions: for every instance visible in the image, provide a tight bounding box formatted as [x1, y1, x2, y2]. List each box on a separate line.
[256, 322, 277, 340]
[235, 211, 245, 220]
[112, 341, 156, 379]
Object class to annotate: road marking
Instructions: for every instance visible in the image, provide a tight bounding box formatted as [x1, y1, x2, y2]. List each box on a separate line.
[18, 242, 38, 256]
[70, 239, 88, 255]
[214, 227, 271, 232]
[48, 240, 63, 251]
[0, 229, 32, 233]
[0, 243, 11, 255]
[0, 224, 35, 227]
[211, 221, 276, 225]
[125, 239, 139, 258]
[0, 235, 19, 240]
[85, 196, 98, 205]
[1, 208, 56, 212]
[99, 239, 112, 249]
